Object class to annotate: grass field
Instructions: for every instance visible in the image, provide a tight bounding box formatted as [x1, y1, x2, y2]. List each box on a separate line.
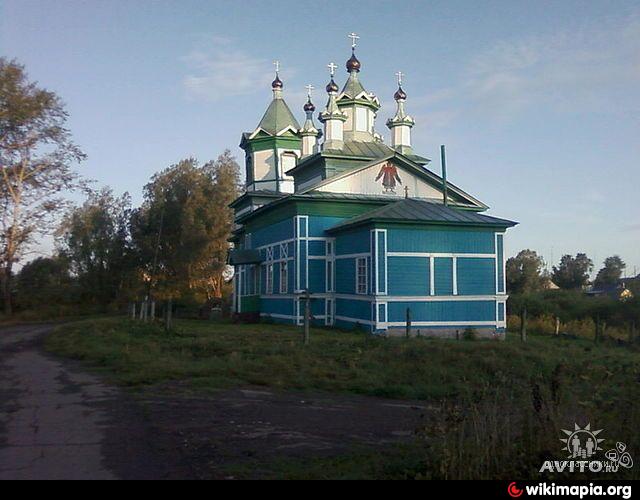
[45, 317, 640, 479]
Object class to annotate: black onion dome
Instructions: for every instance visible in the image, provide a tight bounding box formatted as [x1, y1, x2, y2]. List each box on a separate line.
[304, 99, 315, 112]
[394, 86, 407, 100]
[326, 78, 339, 93]
[346, 49, 361, 72]
[272, 74, 283, 89]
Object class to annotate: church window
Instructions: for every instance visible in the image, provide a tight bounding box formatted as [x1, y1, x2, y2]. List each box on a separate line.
[356, 257, 368, 294]
[280, 262, 288, 294]
[266, 263, 274, 294]
[281, 152, 297, 177]
[356, 107, 368, 132]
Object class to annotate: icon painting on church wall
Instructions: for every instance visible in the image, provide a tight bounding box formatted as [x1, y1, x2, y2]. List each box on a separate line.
[375, 162, 402, 194]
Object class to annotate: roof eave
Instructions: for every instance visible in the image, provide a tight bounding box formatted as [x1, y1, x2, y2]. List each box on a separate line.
[327, 217, 518, 234]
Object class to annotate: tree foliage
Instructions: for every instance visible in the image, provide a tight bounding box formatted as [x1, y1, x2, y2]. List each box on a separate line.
[593, 255, 626, 289]
[0, 58, 85, 314]
[57, 188, 134, 305]
[131, 153, 240, 303]
[552, 253, 593, 290]
[15, 256, 73, 310]
[506, 249, 547, 294]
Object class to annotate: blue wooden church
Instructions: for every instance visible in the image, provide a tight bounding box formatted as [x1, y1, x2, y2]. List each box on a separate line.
[229, 37, 517, 336]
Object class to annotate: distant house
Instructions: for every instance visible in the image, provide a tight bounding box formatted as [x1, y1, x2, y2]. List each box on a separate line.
[586, 281, 634, 301]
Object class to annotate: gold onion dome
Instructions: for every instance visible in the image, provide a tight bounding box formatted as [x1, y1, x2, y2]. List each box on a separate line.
[346, 49, 361, 72]
[326, 78, 339, 93]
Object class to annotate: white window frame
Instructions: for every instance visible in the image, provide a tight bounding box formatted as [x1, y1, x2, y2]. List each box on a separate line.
[356, 257, 368, 295]
[266, 263, 274, 294]
[325, 298, 334, 326]
[326, 259, 334, 292]
[279, 261, 288, 294]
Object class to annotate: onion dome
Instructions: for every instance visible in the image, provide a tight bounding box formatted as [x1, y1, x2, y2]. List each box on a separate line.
[272, 74, 283, 89]
[326, 78, 339, 94]
[303, 98, 315, 113]
[394, 86, 407, 101]
[346, 49, 361, 73]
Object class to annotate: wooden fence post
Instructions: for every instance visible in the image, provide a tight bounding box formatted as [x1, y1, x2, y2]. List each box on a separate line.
[520, 307, 527, 342]
[165, 298, 173, 331]
[303, 290, 310, 346]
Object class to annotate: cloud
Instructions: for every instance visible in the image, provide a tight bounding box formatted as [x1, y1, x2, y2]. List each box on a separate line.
[182, 36, 294, 102]
[418, 12, 640, 126]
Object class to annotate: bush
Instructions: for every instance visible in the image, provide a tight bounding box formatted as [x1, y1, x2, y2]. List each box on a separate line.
[462, 327, 477, 341]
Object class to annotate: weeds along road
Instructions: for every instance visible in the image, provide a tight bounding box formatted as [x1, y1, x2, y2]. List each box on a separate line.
[0, 323, 176, 480]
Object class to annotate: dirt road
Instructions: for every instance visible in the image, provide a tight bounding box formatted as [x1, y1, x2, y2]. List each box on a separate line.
[0, 323, 427, 479]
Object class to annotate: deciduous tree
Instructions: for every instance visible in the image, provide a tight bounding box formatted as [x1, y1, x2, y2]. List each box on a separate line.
[593, 255, 626, 289]
[56, 188, 133, 305]
[131, 154, 239, 306]
[0, 59, 85, 314]
[552, 253, 593, 290]
[506, 249, 547, 294]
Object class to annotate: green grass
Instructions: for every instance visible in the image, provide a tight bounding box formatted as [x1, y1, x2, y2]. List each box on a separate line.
[45, 317, 640, 479]
[45, 317, 640, 402]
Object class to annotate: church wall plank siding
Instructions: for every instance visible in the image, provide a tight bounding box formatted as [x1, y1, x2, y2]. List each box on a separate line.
[387, 227, 496, 254]
[387, 257, 429, 296]
[456, 258, 496, 295]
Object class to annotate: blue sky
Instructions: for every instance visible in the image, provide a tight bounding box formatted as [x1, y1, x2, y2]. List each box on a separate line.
[2, 0, 639, 276]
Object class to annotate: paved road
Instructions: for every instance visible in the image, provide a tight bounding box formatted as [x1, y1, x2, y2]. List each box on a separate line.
[0, 324, 173, 480]
[0, 323, 428, 479]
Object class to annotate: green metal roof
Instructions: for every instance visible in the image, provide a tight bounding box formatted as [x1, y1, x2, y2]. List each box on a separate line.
[340, 73, 367, 99]
[255, 97, 300, 136]
[323, 140, 394, 158]
[327, 198, 518, 233]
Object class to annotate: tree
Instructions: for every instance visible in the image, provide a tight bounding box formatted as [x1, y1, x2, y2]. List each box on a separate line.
[56, 188, 134, 306]
[506, 249, 546, 294]
[15, 256, 73, 311]
[194, 150, 240, 301]
[593, 255, 626, 289]
[552, 253, 593, 290]
[131, 154, 239, 309]
[0, 59, 85, 314]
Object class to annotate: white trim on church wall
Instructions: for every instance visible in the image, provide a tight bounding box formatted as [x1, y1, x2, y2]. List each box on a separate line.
[387, 252, 496, 258]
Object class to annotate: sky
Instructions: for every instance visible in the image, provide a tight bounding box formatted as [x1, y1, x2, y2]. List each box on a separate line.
[1, 0, 639, 276]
